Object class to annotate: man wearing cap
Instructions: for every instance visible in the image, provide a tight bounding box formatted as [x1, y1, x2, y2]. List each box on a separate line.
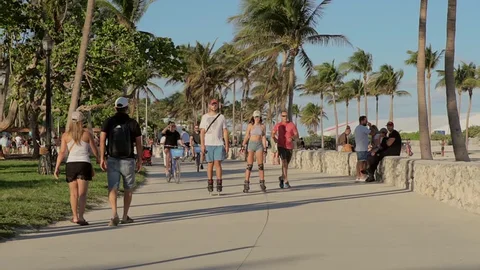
[199, 99, 229, 194]
[100, 97, 143, 226]
[366, 121, 402, 182]
[272, 110, 299, 189]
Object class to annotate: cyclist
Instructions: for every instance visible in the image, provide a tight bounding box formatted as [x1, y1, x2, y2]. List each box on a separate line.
[161, 122, 185, 177]
[190, 125, 203, 169]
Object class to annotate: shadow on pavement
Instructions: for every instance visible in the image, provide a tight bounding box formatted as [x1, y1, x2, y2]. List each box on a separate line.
[15, 188, 408, 241]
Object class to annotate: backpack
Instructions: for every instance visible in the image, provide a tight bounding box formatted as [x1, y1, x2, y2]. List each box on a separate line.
[108, 119, 132, 158]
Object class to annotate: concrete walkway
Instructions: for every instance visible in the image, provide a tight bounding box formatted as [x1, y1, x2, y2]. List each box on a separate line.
[2, 159, 480, 270]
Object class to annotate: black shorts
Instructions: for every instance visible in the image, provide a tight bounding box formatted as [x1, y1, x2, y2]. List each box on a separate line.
[66, 162, 93, 183]
[278, 147, 293, 163]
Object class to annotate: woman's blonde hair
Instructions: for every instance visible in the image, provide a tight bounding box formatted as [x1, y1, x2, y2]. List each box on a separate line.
[68, 121, 84, 145]
[68, 112, 85, 144]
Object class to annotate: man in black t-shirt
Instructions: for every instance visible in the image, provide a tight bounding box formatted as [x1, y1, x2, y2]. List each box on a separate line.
[366, 121, 402, 182]
[189, 125, 201, 158]
[161, 122, 185, 175]
[100, 97, 142, 226]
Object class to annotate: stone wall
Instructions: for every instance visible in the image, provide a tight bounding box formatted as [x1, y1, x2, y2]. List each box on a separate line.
[267, 149, 480, 215]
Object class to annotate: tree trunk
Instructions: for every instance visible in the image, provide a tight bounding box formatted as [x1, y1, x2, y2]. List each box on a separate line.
[427, 72, 432, 134]
[445, 0, 470, 161]
[363, 73, 368, 117]
[375, 95, 379, 127]
[0, 100, 18, 132]
[465, 90, 472, 150]
[287, 57, 296, 120]
[232, 80, 236, 142]
[136, 90, 140, 122]
[333, 89, 339, 146]
[320, 94, 325, 149]
[356, 96, 361, 120]
[417, 0, 433, 160]
[458, 90, 462, 114]
[345, 102, 349, 125]
[29, 109, 40, 158]
[66, 0, 95, 131]
[389, 95, 394, 121]
[0, 59, 11, 121]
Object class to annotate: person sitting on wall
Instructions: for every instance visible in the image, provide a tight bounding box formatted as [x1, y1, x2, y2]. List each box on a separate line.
[365, 121, 402, 182]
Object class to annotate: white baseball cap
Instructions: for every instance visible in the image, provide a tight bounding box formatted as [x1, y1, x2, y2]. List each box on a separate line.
[71, 111, 84, 122]
[114, 97, 129, 108]
[253, 110, 261, 117]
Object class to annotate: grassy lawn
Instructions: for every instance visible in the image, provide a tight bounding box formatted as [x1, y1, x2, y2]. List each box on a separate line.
[0, 159, 145, 239]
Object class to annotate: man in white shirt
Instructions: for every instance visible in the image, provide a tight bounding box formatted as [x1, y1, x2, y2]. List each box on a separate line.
[200, 99, 229, 194]
[354, 116, 373, 182]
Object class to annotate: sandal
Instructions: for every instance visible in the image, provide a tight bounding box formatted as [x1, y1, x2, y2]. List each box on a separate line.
[77, 219, 89, 226]
[121, 216, 134, 224]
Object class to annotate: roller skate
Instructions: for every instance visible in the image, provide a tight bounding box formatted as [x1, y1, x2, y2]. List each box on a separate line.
[207, 179, 214, 195]
[216, 179, 223, 195]
[259, 180, 267, 192]
[243, 181, 250, 193]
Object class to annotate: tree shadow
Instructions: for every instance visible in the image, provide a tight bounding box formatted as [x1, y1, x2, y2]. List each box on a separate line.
[14, 188, 408, 241]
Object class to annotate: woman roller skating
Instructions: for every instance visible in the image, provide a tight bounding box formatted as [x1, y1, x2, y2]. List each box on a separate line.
[240, 110, 268, 193]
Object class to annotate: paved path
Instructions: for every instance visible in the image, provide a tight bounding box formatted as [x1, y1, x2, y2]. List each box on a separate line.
[2, 159, 480, 270]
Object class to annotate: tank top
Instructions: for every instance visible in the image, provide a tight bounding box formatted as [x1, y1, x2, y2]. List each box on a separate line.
[251, 124, 263, 136]
[67, 140, 91, 163]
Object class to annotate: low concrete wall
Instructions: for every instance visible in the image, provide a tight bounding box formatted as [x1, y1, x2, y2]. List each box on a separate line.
[268, 149, 480, 215]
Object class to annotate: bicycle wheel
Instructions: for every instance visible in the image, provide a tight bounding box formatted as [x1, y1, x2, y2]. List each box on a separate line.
[166, 158, 174, 183]
[175, 159, 181, 184]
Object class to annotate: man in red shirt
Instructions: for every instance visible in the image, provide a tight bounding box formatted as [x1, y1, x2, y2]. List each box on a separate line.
[272, 111, 299, 189]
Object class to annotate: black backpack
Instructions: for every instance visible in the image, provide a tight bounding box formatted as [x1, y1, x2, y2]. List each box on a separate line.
[108, 119, 132, 158]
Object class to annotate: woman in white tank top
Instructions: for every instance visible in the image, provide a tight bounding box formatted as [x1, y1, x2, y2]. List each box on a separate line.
[54, 112, 99, 226]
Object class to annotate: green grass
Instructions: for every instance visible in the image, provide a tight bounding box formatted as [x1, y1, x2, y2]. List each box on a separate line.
[0, 159, 145, 239]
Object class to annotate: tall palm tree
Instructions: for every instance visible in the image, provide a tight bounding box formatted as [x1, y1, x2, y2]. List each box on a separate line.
[66, 0, 95, 130]
[300, 102, 327, 134]
[292, 104, 301, 126]
[444, 0, 469, 161]
[97, 0, 154, 29]
[229, 0, 350, 120]
[367, 84, 383, 127]
[372, 64, 411, 121]
[331, 80, 356, 125]
[405, 45, 444, 134]
[413, 0, 432, 159]
[460, 63, 479, 149]
[315, 61, 344, 142]
[341, 49, 373, 117]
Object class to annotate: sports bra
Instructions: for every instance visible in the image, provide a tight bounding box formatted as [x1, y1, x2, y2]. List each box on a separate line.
[251, 124, 263, 136]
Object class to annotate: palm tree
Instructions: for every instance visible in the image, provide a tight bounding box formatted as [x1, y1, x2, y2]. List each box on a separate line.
[292, 104, 301, 126]
[229, 0, 350, 120]
[444, 0, 469, 161]
[300, 102, 326, 134]
[315, 61, 344, 142]
[412, 0, 432, 159]
[331, 80, 356, 125]
[372, 64, 410, 121]
[97, 0, 153, 29]
[367, 84, 383, 127]
[460, 63, 479, 149]
[66, 0, 95, 130]
[341, 49, 373, 117]
[405, 45, 444, 134]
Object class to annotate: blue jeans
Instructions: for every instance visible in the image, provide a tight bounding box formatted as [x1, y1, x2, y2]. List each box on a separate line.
[206, 146, 226, 163]
[107, 157, 136, 190]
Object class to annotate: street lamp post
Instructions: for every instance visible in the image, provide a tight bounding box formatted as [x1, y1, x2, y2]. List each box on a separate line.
[42, 34, 54, 174]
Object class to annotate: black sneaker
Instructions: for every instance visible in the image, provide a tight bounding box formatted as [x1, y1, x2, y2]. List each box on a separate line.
[279, 176, 284, 189]
[365, 177, 376, 183]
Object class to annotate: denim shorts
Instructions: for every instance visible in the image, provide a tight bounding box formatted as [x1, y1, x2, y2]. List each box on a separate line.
[206, 145, 226, 163]
[107, 157, 136, 190]
[247, 140, 263, 152]
[356, 151, 368, 161]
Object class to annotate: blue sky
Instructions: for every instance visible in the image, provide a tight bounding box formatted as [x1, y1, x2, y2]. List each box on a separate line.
[138, 0, 480, 135]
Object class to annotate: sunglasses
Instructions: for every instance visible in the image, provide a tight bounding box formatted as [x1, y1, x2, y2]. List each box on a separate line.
[281, 115, 287, 117]
[210, 103, 218, 106]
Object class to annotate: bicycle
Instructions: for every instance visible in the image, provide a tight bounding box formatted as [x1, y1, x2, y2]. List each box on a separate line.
[166, 147, 185, 184]
[193, 145, 203, 172]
